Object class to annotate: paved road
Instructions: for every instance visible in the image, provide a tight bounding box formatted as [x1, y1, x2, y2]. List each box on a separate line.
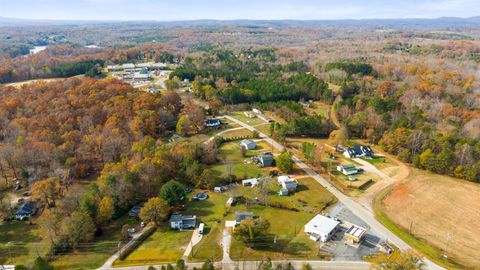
[223, 115, 444, 270]
[98, 260, 370, 270]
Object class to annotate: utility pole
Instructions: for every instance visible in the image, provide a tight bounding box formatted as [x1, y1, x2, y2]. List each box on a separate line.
[444, 232, 453, 258]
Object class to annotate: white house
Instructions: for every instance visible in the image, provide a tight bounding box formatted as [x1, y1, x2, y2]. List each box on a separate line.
[252, 108, 262, 115]
[304, 214, 340, 242]
[242, 178, 259, 187]
[170, 214, 197, 230]
[240, 139, 256, 150]
[337, 164, 360, 176]
[277, 176, 298, 192]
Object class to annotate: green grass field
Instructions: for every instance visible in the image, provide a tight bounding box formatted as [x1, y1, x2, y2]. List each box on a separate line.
[113, 229, 193, 267]
[0, 221, 49, 266]
[229, 112, 266, 126]
[210, 141, 269, 179]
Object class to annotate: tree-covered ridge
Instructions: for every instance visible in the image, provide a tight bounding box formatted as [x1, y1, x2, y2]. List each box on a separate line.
[333, 59, 480, 182]
[0, 78, 182, 182]
[171, 49, 333, 104]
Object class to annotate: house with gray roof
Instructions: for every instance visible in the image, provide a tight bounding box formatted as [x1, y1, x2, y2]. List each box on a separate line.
[170, 214, 197, 230]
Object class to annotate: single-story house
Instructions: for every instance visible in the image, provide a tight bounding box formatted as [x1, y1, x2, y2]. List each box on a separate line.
[235, 212, 253, 225]
[279, 188, 289, 196]
[242, 178, 259, 187]
[343, 145, 374, 158]
[337, 164, 360, 176]
[277, 176, 298, 192]
[252, 108, 262, 115]
[345, 224, 367, 245]
[147, 87, 160, 94]
[304, 214, 340, 242]
[254, 152, 275, 167]
[240, 139, 256, 150]
[169, 134, 184, 142]
[15, 202, 36, 220]
[205, 118, 221, 128]
[170, 214, 197, 230]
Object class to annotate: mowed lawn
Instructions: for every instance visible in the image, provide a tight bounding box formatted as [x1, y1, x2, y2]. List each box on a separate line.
[226, 177, 336, 260]
[0, 221, 49, 266]
[228, 205, 323, 260]
[210, 141, 275, 179]
[378, 168, 480, 269]
[113, 229, 193, 267]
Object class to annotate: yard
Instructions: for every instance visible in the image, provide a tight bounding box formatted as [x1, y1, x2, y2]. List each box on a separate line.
[52, 215, 138, 270]
[224, 176, 336, 260]
[375, 168, 480, 269]
[113, 229, 193, 267]
[229, 112, 266, 126]
[0, 221, 49, 266]
[285, 137, 378, 196]
[210, 140, 277, 179]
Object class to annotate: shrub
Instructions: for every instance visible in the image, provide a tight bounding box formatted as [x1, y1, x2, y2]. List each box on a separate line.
[119, 225, 157, 260]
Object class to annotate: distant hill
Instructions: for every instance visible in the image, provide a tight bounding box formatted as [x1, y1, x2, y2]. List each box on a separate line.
[0, 16, 479, 28]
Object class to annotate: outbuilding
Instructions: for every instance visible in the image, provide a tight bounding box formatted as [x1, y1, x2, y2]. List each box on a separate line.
[304, 214, 340, 242]
[240, 139, 256, 150]
[337, 164, 360, 176]
[345, 224, 367, 245]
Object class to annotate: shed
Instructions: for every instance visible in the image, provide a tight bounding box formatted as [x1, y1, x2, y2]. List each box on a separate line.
[235, 212, 253, 225]
[240, 139, 256, 150]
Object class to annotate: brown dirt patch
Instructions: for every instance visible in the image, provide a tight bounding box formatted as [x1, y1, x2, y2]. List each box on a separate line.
[381, 168, 480, 268]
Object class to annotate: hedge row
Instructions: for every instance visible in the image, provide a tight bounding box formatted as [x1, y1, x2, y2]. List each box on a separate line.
[119, 225, 157, 260]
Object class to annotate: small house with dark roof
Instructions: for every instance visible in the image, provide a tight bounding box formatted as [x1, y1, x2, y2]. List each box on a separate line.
[15, 202, 36, 220]
[235, 212, 253, 225]
[205, 118, 221, 128]
[253, 152, 275, 167]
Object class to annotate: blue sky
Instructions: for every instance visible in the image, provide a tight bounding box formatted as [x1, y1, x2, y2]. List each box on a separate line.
[1, 0, 479, 21]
